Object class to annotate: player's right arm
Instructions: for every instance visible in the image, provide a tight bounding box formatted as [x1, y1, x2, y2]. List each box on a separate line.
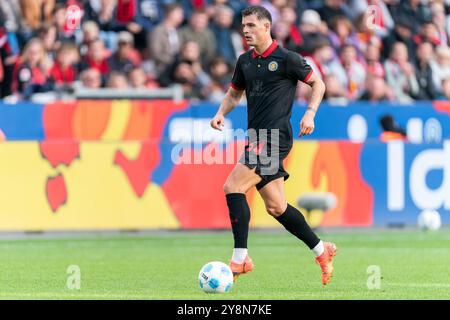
[210, 87, 244, 131]
[211, 55, 246, 131]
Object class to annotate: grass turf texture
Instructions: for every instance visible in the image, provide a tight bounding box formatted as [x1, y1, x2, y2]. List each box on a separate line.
[0, 229, 449, 300]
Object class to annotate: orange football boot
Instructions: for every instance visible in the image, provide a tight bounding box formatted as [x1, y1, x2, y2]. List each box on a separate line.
[315, 242, 337, 286]
[229, 255, 254, 282]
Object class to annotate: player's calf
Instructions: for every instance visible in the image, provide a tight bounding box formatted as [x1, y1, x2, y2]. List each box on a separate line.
[271, 204, 338, 285]
[274, 204, 321, 249]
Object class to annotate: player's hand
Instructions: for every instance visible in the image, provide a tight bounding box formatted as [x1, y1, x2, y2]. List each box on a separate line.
[127, 22, 142, 33]
[399, 62, 414, 76]
[210, 113, 225, 131]
[299, 111, 315, 137]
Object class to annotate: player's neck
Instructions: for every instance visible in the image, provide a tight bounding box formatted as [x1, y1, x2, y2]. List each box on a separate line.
[253, 38, 274, 56]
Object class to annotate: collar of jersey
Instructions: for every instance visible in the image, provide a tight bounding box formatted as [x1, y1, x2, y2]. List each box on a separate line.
[251, 40, 278, 59]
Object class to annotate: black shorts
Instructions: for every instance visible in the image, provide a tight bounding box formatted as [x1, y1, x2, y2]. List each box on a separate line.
[239, 139, 291, 190]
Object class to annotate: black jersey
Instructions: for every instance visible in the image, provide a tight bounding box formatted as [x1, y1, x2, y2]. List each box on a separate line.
[230, 40, 312, 149]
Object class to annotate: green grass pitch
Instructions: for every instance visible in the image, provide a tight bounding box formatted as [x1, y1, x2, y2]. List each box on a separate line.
[0, 229, 449, 300]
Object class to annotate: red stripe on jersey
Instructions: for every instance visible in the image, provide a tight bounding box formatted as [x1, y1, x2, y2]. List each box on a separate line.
[303, 69, 313, 82]
[230, 82, 244, 91]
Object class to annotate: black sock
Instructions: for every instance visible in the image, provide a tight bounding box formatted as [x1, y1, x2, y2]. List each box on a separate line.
[275, 204, 320, 249]
[226, 193, 251, 248]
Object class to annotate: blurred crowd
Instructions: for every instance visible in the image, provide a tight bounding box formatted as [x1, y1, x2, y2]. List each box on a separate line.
[1, 0, 450, 103]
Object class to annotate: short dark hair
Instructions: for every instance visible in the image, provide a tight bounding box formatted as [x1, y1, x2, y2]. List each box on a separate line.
[165, 3, 182, 16]
[242, 6, 272, 24]
[192, 8, 207, 16]
[340, 43, 357, 52]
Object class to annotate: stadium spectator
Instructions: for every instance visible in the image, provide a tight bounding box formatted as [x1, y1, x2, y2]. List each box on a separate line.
[360, 74, 394, 102]
[123, 0, 164, 52]
[114, 0, 148, 51]
[430, 1, 448, 46]
[78, 21, 101, 57]
[364, 43, 385, 78]
[340, 44, 366, 100]
[80, 39, 110, 85]
[279, 6, 302, 50]
[178, 9, 217, 67]
[210, 5, 243, 66]
[350, 0, 394, 39]
[54, 4, 78, 43]
[128, 66, 159, 89]
[414, 42, 437, 100]
[414, 22, 443, 47]
[298, 9, 328, 55]
[382, 16, 416, 62]
[85, 0, 120, 30]
[159, 41, 211, 90]
[179, 0, 208, 18]
[49, 42, 79, 89]
[438, 77, 450, 100]
[79, 67, 102, 89]
[159, 39, 212, 100]
[328, 16, 361, 56]
[149, 3, 184, 75]
[83, 0, 103, 22]
[0, 0, 28, 49]
[0, 24, 17, 98]
[384, 42, 419, 103]
[84, 0, 123, 51]
[206, 0, 245, 19]
[317, 0, 353, 27]
[391, 0, 432, 34]
[272, 6, 302, 52]
[205, 57, 232, 103]
[273, 20, 301, 52]
[3, 0, 446, 103]
[430, 45, 450, 94]
[323, 74, 349, 105]
[172, 62, 205, 100]
[108, 31, 137, 74]
[19, 0, 55, 32]
[37, 24, 58, 60]
[292, 0, 309, 18]
[305, 39, 347, 87]
[261, 0, 286, 25]
[107, 71, 129, 89]
[206, 0, 226, 17]
[116, 0, 138, 25]
[134, 0, 164, 34]
[354, 12, 383, 56]
[12, 38, 53, 99]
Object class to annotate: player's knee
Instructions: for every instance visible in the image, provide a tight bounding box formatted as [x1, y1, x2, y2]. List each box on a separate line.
[223, 182, 233, 194]
[223, 181, 245, 194]
[265, 203, 287, 217]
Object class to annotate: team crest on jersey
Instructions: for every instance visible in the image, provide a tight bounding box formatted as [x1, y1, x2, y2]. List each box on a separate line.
[268, 61, 278, 71]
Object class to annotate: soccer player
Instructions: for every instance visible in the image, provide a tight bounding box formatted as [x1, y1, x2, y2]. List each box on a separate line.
[210, 6, 337, 285]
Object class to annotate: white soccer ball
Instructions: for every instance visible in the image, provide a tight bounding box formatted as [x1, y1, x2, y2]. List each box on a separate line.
[198, 261, 233, 294]
[417, 210, 442, 231]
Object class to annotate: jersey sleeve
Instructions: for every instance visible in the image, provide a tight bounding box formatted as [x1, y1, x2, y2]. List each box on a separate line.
[230, 56, 246, 90]
[286, 51, 313, 83]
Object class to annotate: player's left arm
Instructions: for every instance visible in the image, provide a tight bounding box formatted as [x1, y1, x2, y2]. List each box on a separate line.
[300, 72, 326, 137]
